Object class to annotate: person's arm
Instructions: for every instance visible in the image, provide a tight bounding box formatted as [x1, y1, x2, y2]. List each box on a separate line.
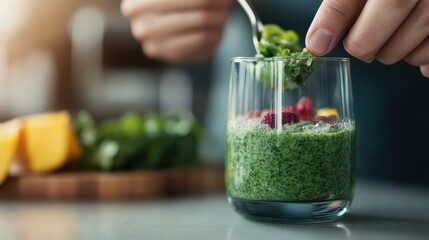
[121, 0, 233, 63]
[305, 0, 429, 78]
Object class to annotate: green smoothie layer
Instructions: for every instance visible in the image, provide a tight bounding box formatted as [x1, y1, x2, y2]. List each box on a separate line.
[226, 120, 356, 202]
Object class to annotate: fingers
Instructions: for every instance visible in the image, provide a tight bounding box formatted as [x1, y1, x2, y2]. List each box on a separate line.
[306, 0, 366, 56]
[131, 9, 229, 41]
[421, 64, 429, 78]
[121, 0, 233, 63]
[376, 0, 429, 64]
[344, 0, 419, 62]
[122, 0, 231, 18]
[143, 30, 223, 63]
[405, 37, 429, 66]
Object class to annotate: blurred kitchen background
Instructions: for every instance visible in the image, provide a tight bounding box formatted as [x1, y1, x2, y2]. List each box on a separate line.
[0, 0, 428, 187]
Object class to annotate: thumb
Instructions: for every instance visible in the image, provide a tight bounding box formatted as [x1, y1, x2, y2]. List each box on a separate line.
[421, 64, 429, 78]
[305, 0, 366, 56]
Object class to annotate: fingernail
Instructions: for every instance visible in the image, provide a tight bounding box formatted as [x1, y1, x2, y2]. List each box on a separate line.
[362, 58, 374, 63]
[144, 42, 158, 57]
[421, 65, 429, 78]
[309, 28, 333, 55]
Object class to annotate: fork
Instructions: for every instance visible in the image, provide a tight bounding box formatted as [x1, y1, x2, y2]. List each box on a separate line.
[237, 0, 264, 55]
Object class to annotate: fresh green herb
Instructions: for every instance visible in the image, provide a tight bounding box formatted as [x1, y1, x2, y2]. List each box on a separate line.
[257, 24, 315, 90]
[258, 24, 301, 57]
[73, 111, 203, 171]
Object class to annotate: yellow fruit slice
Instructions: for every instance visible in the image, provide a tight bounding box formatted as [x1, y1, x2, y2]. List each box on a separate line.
[0, 120, 21, 185]
[316, 108, 340, 119]
[18, 111, 71, 173]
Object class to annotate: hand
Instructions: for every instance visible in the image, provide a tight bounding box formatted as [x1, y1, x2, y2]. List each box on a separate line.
[305, 0, 429, 78]
[121, 0, 233, 63]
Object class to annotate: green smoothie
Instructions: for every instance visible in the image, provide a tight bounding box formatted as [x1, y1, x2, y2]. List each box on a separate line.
[226, 119, 356, 202]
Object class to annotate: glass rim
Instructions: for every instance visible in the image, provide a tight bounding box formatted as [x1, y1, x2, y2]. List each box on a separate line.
[231, 56, 350, 62]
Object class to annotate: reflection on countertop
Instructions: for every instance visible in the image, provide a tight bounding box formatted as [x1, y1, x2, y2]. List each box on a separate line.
[0, 181, 428, 240]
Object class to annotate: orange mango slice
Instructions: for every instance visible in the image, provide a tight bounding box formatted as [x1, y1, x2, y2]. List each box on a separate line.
[0, 120, 21, 185]
[18, 111, 71, 173]
[316, 108, 340, 119]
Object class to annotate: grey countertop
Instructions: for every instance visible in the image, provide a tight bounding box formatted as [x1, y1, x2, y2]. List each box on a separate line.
[0, 181, 428, 240]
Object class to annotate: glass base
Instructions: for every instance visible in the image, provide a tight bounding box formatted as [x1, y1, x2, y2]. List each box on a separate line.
[228, 196, 352, 223]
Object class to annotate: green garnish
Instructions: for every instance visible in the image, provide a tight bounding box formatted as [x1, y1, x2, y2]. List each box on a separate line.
[258, 24, 301, 56]
[257, 24, 314, 90]
[72, 111, 203, 171]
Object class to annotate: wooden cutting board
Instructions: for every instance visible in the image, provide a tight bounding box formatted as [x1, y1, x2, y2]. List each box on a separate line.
[0, 165, 225, 200]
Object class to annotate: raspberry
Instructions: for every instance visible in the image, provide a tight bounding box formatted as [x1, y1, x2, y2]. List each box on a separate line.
[261, 109, 274, 117]
[282, 111, 299, 125]
[297, 97, 313, 112]
[261, 112, 276, 128]
[297, 97, 314, 121]
[300, 111, 313, 121]
[261, 111, 299, 128]
[246, 111, 260, 119]
[284, 105, 299, 115]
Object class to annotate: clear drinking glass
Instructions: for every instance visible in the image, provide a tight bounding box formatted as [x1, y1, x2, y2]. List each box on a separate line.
[226, 57, 355, 223]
